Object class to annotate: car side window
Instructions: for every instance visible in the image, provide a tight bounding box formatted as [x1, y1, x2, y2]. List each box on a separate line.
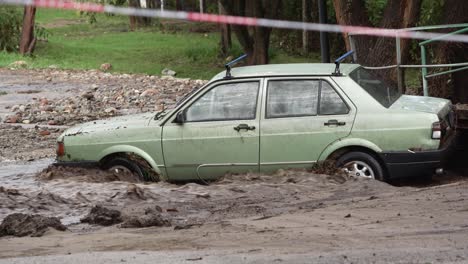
[266, 80, 319, 118]
[319, 82, 349, 115]
[185, 81, 259, 122]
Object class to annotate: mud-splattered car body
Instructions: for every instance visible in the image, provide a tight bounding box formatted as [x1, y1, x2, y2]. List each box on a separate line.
[56, 63, 455, 181]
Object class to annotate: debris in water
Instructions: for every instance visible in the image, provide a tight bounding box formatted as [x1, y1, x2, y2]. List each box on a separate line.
[81, 205, 122, 226]
[0, 213, 67, 237]
[121, 206, 170, 228]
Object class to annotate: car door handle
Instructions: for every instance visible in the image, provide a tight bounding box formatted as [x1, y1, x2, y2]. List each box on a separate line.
[234, 124, 256, 131]
[324, 119, 346, 126]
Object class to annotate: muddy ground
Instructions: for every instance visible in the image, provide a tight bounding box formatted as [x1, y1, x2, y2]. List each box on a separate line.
[1, 69, 468, 263]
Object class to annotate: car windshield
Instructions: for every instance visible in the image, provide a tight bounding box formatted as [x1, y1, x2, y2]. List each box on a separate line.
[349, 67, 401, 108]
[175, 87, 201, 107]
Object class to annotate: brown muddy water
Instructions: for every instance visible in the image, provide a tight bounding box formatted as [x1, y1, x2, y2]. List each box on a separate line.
[0, 158, 393, 228]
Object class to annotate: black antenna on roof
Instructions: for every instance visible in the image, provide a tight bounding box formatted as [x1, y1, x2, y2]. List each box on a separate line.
[332, 50, 355, 76]
[224, 54, 248, 79]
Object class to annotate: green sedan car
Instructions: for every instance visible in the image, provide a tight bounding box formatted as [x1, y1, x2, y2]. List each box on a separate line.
[56, 63, 455, 182]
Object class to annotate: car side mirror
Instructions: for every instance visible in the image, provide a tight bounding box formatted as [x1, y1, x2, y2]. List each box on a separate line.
[174, 110, 187, 124]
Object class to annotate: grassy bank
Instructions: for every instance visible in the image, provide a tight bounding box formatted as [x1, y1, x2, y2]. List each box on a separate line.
[0, 9, 317, 79]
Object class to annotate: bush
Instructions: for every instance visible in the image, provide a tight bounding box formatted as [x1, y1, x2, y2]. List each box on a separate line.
[0, 7, 22, 52]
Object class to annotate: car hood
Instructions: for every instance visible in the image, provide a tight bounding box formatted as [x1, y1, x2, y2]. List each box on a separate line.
[390, 95, 451, 118]
[59, 112, 157, 140]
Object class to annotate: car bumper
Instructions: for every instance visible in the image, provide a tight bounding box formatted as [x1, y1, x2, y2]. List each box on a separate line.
[379, 134, 456, 179]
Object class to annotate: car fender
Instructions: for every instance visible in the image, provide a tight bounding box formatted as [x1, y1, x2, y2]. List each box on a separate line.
[98, 145, 166, 180]
[318, 138, 383, 161]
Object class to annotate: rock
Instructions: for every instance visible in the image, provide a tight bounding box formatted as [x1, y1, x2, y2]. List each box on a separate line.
[11, 105, 20, 112]
[5, 115, 20, 123]
[140, 89, 158, 97]
[39, 105, 54, 112]
[48, 65, 58, 69]
[91, 84, 99, 90]
[81, 205, 122, 226]
[19, 105, 26, 112]
[39, 98, 49, 106]
[39, 130, 51, 136]
[100, 63, 112, 72]
[22, 120, 30, 124]
[47, 120, 57, 126]
[0, 213, 67, 237]
[46, 77, 52, 82]
[9, 61, 28, 69]
[80, 91, 94, 100]
[104, 107, 117, 114]
[161, 68, 176, 77]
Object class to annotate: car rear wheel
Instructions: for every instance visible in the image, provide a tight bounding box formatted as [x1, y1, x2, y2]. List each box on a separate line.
[336, 152, 385, 181]
[102, 157, 145, 181]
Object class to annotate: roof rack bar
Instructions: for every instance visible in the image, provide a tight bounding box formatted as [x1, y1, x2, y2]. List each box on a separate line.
[225, 54, 247, 79]
[333, 50, 354, 76]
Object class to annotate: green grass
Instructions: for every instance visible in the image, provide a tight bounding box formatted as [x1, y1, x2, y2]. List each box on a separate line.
[0, 9, 317, 79]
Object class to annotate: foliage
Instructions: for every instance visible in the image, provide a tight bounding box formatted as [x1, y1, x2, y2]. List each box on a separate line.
[0, 7, 22, 52]
[419, 0, 445, 26]
[0, 10, 314, 79]
[365, 0, 387, 26]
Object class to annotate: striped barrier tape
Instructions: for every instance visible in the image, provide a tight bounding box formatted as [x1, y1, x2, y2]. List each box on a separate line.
[1, 0, 468, 44]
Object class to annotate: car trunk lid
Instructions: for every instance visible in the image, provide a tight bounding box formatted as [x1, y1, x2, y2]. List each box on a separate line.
[390, 95, 452, 119]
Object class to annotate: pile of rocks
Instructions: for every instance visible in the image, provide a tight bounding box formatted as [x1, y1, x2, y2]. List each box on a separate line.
[3, 69, 207, 126]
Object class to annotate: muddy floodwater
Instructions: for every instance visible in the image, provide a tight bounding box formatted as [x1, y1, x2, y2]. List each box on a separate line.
[2, 69, 468, 263]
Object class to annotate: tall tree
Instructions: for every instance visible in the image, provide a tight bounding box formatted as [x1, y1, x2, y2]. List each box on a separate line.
[220, 0, 282, 65]
[429, 0, 468, 101]
[19, 6, 36, 55]
[332, 0, 422, 88]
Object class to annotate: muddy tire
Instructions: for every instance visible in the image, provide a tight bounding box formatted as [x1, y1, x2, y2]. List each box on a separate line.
[336, 152, 385, 181]
[102, 157, 145, 181]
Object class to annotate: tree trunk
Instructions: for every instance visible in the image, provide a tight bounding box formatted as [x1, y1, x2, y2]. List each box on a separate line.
[199, 0, 205, 13]
[332, 0, 422, 88]
[332, 0, 372, 54]
[429, 0, 468, 101]
[129, 0, 149, 29]
[302, 0, 310, 53]
[19, 6, 36, 55]
[220, 0, 281, 65]
[175, 0, 182, 10]
[218, 0, 232, 56]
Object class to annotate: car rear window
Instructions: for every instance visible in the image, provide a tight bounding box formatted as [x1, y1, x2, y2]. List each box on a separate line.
[349, 67, 401, 108]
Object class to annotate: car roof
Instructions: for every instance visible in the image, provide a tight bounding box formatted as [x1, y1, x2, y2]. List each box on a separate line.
[211, 63, 360, 81]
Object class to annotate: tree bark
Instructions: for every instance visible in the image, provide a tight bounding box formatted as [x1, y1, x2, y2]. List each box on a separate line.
[332, 0, 422, 88]
[218, 1, 232, 56]
[429, 0, 468, 101]
[129, 0, 149, 29]
[220, 0, 281, 65]
[332, 0, 371, 53]
[19, 6, 36, 55]
[175, 0, 182, 10]
[302, 0, 310, 53]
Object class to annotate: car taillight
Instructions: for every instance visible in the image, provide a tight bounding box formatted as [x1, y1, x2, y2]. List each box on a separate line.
[57, 142, 65, 157]
[432, 122, 442, 139]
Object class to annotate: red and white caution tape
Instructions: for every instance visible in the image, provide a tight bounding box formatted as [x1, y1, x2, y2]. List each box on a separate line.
[2, 0, 468, 44]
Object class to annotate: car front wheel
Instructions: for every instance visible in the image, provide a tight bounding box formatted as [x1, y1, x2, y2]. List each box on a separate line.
[102, 157, 145, 181]
[336, 151, 385, 181]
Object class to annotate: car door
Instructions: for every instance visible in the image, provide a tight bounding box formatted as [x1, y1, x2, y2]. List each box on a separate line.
[162, 79, 262, 181]
[260, 77, 356, 173]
